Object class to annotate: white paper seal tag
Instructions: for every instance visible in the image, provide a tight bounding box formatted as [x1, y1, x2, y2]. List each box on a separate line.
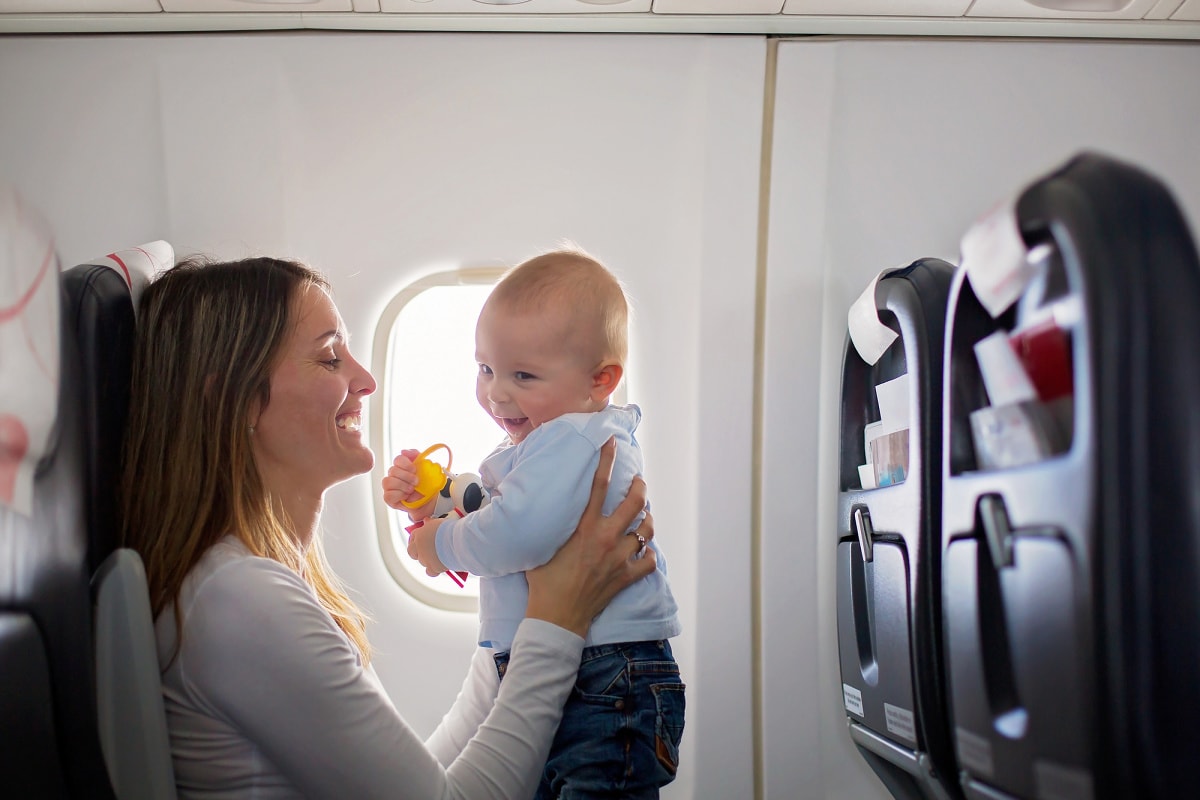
[847, 267, 901, 365]
[961, 198, 1034, 319]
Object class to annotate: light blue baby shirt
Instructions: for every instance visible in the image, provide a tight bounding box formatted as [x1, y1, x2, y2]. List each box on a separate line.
[435, 403, 681, 652]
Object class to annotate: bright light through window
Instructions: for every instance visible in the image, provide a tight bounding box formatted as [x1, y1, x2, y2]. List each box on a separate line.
[371, 270, 504, 612]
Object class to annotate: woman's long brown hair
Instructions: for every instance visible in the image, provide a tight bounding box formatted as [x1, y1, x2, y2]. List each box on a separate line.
[120, 256, 370, 663]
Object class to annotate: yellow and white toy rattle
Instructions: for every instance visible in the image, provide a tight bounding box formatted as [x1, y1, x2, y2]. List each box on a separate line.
[400, 443, 453, 510]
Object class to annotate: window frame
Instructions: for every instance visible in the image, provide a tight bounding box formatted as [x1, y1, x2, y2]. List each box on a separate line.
[370, 267, 506, 613]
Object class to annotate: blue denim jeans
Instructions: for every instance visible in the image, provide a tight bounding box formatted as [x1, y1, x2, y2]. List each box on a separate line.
[494, 639, 685, 800]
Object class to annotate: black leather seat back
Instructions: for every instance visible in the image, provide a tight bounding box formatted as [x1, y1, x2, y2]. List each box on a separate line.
[2, 211, 159, 796]
[62, 264, 139, 574]
[1, 265, 119, 799]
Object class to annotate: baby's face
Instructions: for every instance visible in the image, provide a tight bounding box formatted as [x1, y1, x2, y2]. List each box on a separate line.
[474, 301, 602, 445]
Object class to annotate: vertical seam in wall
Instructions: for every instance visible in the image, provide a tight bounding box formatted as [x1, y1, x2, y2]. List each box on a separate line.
[751, 36, 779, 800]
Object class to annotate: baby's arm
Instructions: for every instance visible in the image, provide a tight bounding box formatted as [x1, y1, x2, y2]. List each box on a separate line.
[407, 517, 449, 576]
[436, 425, 600, 578]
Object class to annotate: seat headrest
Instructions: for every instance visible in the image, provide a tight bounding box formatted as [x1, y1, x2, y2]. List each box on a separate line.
[80, 240, 173, 315]
[0, 185, 61, 516]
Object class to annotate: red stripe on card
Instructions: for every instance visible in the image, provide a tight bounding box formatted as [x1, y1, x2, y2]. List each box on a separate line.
[107, 252, 132, 288]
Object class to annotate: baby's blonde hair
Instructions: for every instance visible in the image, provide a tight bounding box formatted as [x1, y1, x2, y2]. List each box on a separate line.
[490, 246, 629, 365]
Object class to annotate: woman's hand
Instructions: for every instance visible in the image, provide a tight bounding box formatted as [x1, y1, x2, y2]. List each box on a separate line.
[525, 437, 656, 638]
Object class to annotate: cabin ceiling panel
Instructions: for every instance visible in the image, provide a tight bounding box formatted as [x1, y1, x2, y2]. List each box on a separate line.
[782, 0, 971, 15]
[966, 0, 1159, 19]
[377, 0, 652, 13]
[2, 0, 1200, 37]
[0, 0, 161, 10]
[652, 0, 784, 13]
[160, 0, 353, 11]
[1145, 0, 1184, 19]
[1175, 0, 1200, 18]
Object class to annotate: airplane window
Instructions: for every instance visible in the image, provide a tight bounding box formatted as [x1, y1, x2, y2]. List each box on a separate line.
[370, 269, 504, 612]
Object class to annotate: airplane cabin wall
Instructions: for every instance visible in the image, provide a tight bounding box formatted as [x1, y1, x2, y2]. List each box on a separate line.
[2, 29, 1199, 800]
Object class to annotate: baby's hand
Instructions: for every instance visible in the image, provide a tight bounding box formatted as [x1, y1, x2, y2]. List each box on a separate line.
[382, 449, 437, 520]
[407, 517, 448, 577]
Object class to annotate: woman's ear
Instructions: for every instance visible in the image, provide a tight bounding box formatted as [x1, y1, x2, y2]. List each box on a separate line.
[590, 362, 624, 402]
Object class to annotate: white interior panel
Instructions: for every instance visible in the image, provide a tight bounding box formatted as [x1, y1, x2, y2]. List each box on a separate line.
[0, 31, 766, 800]
[0, 0, 161, 10]
[378, 0, 652, 12]
[783, 0, 971, 16]
[967, 0, 1158, 17]
[760, 40, 874, 800]
[161, 0, 353, 11]
[653, 0, 784, 13]
[763, 35, 1200, 798]
[1174, 0, 1200, 18]
[1145, 0, 1184, 18]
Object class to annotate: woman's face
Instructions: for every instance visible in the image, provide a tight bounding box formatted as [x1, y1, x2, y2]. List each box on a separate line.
[251, 283, 376, 499]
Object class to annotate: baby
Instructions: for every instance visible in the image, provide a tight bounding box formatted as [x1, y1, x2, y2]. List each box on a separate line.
[383, 248, 684, 798]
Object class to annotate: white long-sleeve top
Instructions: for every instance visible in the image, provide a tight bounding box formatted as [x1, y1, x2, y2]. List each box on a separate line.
[435, 404, 680, 652]
[156, 536, 582, 800]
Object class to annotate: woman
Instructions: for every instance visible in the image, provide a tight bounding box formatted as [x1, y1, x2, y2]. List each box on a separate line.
[120, 256, 655, 799]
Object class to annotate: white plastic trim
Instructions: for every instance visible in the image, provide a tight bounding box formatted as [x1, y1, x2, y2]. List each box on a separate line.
[370, 267, 506, 614]
[2, 11, 1199, 36]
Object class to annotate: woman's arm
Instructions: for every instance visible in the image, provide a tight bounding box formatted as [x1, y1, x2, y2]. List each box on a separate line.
[174, 440, 651, 799]
[178, 558, 581, 800]
[423, 646, 498, 767]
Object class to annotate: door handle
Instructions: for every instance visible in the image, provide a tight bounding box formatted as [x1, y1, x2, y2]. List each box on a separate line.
[979, 494, 1014, 569]
[853, 505, 874, 563]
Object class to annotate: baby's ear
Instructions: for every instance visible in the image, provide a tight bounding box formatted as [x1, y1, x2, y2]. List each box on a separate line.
[591, 362, 623, 402]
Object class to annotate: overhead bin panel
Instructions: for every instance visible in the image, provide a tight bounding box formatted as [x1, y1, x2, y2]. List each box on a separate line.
[1174, 0, 1200, 19]
[1144, 0, 1184, 19]
[379, 0, 651, 12]
[3, 0, 1200, 36]
[783, 0, 970, 15]
[161, 0, 352, 10]
[653, 0, 784, 13]
[966, 0, 1159, 18]
[0, 0, 160, 10]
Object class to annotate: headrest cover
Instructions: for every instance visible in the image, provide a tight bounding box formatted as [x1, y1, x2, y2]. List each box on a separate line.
[82, 240, 173, 315]
[960, 196, 1035, 319]
[848, 266, 902, 366]
[0, 185, 61, 516]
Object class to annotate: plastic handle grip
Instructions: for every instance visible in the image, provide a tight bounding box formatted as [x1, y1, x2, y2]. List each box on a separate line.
[399, 443, 453, 509]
